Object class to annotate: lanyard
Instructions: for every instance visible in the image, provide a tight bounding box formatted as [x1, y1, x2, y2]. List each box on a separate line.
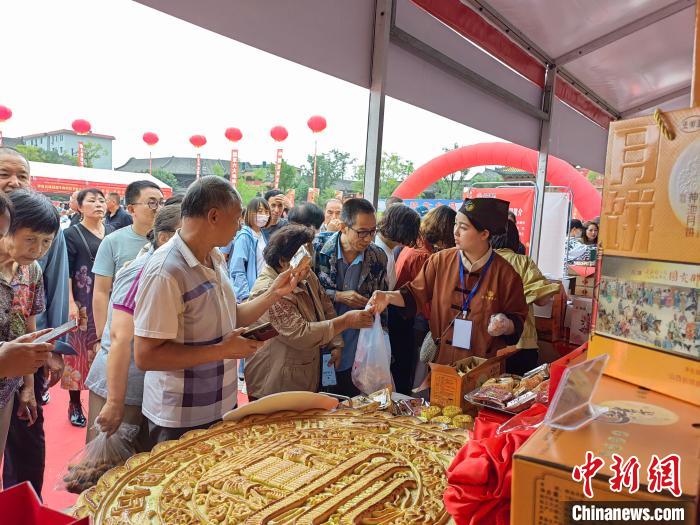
[458, 251, 495, 314]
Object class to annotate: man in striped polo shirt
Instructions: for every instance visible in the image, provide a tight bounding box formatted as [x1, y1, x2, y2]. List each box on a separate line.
[133, 177, 298, 443]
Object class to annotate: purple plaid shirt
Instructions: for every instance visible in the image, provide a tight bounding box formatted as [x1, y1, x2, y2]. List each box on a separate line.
[133, 234, 238, 428]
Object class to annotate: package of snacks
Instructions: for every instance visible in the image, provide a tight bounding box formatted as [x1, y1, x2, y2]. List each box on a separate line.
[59, 423, 138, 494]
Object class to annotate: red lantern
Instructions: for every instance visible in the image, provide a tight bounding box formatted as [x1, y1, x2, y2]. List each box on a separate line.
[225, 127, 243, 142]
[189, 135, 207, 148]
[71, 119, 91, 135]
[270, 126, 288, 142]
[0, 105, 12, 123]
[143, 132, 159, 146]
[307, 115, 327, 133]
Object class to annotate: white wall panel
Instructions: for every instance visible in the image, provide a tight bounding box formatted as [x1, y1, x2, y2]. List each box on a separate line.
[549, 99, 608, 173]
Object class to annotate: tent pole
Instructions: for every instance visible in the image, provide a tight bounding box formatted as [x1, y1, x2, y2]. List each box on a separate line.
[530, 65, 557, 264]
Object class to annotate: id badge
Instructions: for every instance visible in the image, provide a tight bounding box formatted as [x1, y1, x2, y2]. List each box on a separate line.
[321, 353, 337, 386]
[452, 315, 473, 350]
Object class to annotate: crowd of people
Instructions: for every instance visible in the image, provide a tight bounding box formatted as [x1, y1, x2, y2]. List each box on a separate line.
[0, 145, 564, 498]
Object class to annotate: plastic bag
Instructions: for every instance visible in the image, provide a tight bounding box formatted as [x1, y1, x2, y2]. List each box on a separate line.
[352, 314, 393, 395]
[59, 423, 138, 494]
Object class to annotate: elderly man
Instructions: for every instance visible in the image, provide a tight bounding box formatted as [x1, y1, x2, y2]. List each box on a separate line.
[133, 177, 300, 443]
[320, 198, 342, 233]
[0, 146, 67, 496]
[312, 198, 387, 397]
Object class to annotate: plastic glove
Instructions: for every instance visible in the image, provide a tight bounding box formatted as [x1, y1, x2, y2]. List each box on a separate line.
[488, 313, 514, 337]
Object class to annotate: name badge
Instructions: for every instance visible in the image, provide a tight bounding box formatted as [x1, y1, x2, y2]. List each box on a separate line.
[321, 353, 337, 386]
[453, 316, 473, 350]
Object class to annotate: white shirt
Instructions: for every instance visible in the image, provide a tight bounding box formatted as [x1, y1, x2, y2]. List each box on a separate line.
[375, 236, 397, 290]
[133, 233, 238, 428]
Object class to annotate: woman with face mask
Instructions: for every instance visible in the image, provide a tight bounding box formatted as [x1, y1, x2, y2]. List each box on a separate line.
[228, 197, 272, 303]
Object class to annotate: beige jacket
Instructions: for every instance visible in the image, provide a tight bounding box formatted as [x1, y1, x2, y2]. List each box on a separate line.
[244, 265, 343, 399]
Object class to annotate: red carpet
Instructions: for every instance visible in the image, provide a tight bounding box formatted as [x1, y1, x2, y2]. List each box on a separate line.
[37, 385, 248, 511]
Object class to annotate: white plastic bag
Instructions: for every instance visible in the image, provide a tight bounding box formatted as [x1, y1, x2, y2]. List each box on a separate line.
[352, 314, 393, 394]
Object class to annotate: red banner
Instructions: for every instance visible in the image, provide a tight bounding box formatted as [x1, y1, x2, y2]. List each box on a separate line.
[465, 187, 535, 254]
[274, 148, 283, 189]
[77, 141, 85, 168]
[285, 189, 295, 207]
[230, 149, 239, 187]
[307, 187, 320, 203]
[196, 153, 201, 180]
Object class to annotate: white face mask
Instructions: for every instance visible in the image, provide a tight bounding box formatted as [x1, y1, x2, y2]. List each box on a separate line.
[255, 214, 269, 228]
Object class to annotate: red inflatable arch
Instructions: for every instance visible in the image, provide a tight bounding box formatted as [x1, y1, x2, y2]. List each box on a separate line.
[393, 142, 601, 220]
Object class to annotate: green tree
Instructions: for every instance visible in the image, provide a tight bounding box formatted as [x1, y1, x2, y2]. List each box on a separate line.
[149, 168, 179, 191]
[431, 143, 470, 199]
[15, 144, 77, 165]
[82, 142, 108, 168]
[212, 164, 225, 178]
[301, 149, 354, 193]
[354, 152, 414, 199]
[469, 170, 503, 184]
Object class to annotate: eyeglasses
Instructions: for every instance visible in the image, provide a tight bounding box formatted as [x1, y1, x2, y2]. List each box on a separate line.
[134, 199, 166, 210]
[349, 226, 377, 239]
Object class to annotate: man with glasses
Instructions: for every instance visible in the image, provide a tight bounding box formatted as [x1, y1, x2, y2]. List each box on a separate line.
[312, 198, 387, 397]
[93, 181, 164, 339]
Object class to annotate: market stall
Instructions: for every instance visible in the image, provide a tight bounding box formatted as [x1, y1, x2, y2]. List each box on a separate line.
[29, 161, 172, 198]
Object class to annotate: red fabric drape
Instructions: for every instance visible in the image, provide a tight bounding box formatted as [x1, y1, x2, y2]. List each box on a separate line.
[444, 404, 547, 525]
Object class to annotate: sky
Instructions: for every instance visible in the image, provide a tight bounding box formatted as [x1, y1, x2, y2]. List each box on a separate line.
[2, 0, 505, 174]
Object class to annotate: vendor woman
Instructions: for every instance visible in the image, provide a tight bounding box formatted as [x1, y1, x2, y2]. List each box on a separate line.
[369, 198, 528, 364]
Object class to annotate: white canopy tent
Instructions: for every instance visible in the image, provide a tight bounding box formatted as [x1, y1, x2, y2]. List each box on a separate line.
[29, 161, 172, 197]
[133, 0, 697, 259]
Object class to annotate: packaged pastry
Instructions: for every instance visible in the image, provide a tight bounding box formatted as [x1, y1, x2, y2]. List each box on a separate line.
[523, 363, 550, 379]
[393, 397, 426, 417]
[470, 386, 514, 408]
[451, 414, 474, 429]
[505, 391, 537, 412]
[431, 415, 453, 425]
[519, 372, 547, 391]
[442, 405, 463, 418]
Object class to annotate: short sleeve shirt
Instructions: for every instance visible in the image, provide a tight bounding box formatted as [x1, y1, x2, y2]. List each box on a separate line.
[93, 226, 149, 279]
[133, 233, 238, 428]
[0, 262, 45, 408]
[85, 250, 152, 405]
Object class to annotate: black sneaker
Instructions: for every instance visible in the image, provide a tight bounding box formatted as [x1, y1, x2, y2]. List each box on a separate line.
[69, 401, 86, 427]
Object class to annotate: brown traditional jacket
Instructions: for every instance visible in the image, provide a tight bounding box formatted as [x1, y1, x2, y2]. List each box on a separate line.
[399, 247, 528, 364]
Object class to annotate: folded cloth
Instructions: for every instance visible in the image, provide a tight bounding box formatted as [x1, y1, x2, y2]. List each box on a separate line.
[444, 404, 547, 525]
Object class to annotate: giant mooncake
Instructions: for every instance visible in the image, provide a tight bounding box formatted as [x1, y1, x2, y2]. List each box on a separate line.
[73, 408, 467, 524]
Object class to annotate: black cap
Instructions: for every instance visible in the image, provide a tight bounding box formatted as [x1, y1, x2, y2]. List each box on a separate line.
[458, 198, 510, 235]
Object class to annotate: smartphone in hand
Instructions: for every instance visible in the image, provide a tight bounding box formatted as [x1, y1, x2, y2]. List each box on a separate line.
[241, 322, 278, 342]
